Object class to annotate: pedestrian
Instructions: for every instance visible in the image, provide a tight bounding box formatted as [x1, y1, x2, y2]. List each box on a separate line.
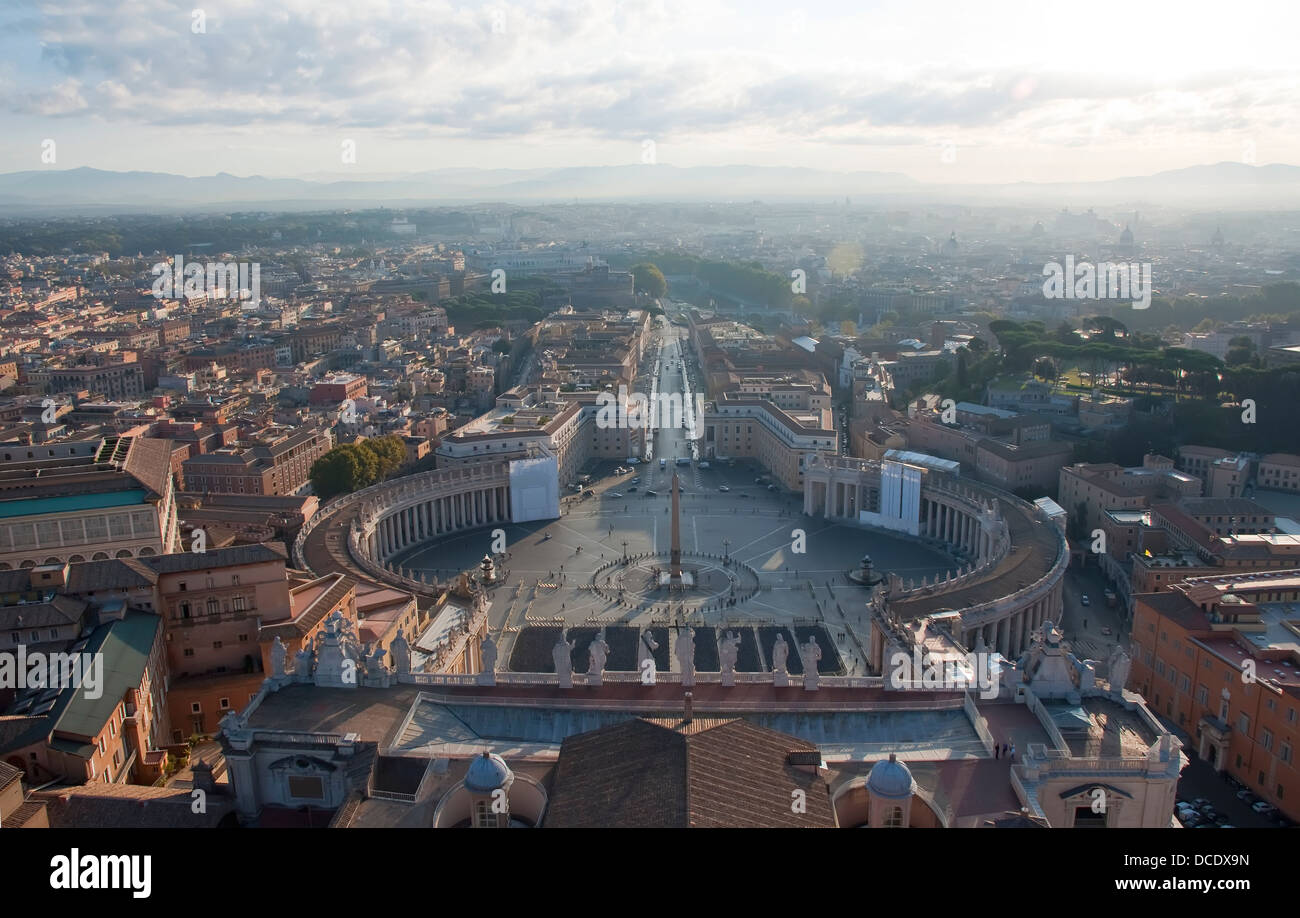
[1009, 743, 1015, 762]
[995, 743, 1000, 759]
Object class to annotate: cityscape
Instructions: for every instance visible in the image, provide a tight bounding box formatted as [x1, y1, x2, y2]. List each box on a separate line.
[0, 0, 1295, 890]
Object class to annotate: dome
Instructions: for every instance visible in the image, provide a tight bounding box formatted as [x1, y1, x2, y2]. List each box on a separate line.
[465, 751, 513, 793]
[867, 754, 914, 800]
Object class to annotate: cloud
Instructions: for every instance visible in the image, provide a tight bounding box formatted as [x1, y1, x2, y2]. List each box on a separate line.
[0, 0, 1295, 160]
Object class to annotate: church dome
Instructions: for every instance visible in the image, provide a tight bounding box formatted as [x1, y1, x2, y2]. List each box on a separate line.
[867, 753, 914, 800]
[465, 751, 513, 792]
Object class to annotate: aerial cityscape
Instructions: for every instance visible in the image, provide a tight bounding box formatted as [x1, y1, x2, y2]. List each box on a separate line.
[0, 0, 1295, 887]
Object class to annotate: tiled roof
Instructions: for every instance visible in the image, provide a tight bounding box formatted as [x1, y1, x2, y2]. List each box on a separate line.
[140, 541, 287, 574]
[260, 574, 354, 639]
[0, 595, 87, 630]
[544, 717, 835, 828]
[33, 783, 236, 828]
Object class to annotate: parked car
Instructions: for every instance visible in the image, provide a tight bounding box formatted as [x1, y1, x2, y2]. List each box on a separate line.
[767, 483, 779, 491]
[1080, 594, 1091, 606]
[628, 486, 638, 492]
[1252, 800, 1276, 814]
[609, 492, 623, 498]
[718, 485, 731, 492]
[1100, 627, 1112, 636]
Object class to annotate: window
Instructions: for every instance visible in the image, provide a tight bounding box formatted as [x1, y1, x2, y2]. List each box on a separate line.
[288, 776, 324, 800]
[183, 648, 194, 657]
[884, 806, 904, 828]
[1238, 715, 1251, 736]
[213, 641, 222, 650]
[191, 702, 201, 714]
[1263, 730, 1274, 751]
[219, 698, 230, 710]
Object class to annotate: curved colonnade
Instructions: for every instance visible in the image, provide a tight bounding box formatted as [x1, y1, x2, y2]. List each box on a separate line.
[295, 462, 513, 592]
[804, 456, 1068, 661]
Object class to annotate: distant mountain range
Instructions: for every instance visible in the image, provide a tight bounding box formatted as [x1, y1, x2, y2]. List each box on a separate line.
[2, 161, 1299, 214]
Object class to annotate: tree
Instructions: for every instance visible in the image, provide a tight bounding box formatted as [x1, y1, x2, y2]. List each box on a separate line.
[1225, 336, 1255, 366]
[359, 435, 407, 478]
[310, 445, 375, 500]
[631, 263, 668, 298]
[492, 337, 511, 355]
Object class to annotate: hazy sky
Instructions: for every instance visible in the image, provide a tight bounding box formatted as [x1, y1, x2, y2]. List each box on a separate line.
[2, 0, 1298, 183]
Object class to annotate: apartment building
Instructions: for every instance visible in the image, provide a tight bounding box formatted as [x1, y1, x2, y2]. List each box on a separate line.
[1259, 453, 1300, 493]
[1130, 570, 1300, 819]
[700, 392, 838, 491]
[182, 424, 332, 496]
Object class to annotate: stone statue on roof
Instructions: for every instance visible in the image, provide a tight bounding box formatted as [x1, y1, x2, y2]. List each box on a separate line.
[270, 636, 287, 678]
[389, 629, 411, 675]
[675, 626, 696, 688]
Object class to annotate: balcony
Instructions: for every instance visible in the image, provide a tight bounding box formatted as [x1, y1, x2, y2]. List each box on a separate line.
[173, 604, 257, 626]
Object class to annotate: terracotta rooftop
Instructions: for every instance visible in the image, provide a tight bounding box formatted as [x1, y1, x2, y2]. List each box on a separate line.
[544, 717, 836, 828]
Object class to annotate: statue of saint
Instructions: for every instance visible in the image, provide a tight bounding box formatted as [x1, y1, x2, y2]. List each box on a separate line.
[772, 633, 789, 674]
[719, 631, 740, 674]
[481, 634, 498, 674]
[588, 630, 610, 676]
[675, 626, 696, 686]
[270, 636, 287, 678]
[553, 634, 576, 678]
[389, 629, 412, 675]
[638, 629, 660, 669]
[294, 637, 315, 678]
[800, 636, 822, 690]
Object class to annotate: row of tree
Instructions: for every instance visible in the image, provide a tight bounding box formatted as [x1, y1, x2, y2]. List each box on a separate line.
[309, 435, 408, 501]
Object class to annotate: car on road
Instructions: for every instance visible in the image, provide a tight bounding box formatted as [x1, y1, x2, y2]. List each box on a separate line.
[1080, 594, 1090, 606]
[767, 483, 779, 491]
[1100, 626, 1112, 636]
[628, 486, 638, 492]
[718, 485, 730, 492]
[1252, 800, 1276, 814]
[608, 492, 623, 498]
[645, 489, 658, 497]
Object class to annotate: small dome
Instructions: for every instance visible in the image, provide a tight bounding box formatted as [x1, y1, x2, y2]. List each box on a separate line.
[867, 754, 914, 800]
[465, 751, 513, 793]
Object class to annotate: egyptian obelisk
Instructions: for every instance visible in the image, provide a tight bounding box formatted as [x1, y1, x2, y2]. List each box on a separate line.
[669, 470, 683, 588]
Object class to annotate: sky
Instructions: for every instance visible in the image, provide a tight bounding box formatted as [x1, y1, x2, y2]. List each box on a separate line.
[1, 0, 1298, 184]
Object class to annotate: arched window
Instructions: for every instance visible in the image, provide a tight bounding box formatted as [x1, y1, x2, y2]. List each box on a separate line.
[43, 557, 61, 565]
[92, 552, 110, 561]
[68, 555, 85, 563]
[115, 549, 133, 559]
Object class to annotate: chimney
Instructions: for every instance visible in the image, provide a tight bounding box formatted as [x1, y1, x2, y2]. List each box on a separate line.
[683, 691, 693, 724]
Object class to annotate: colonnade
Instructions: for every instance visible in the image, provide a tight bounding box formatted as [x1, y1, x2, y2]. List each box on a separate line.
[367, 485, 512, 562]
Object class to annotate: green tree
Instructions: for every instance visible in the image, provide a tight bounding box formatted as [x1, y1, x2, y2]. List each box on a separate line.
[359, 435, 407, 478]
[631, 263, 668, 298]
[310, 444, 377, 500]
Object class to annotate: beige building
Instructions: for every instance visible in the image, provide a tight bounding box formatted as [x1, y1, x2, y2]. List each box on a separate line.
[0, 436, 179, 570]
[700, 392, 838, 491]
